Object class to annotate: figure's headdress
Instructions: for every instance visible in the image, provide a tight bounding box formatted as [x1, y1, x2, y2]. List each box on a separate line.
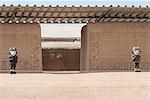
[132, 46, 141, 55]
[9, 47, 17, 56]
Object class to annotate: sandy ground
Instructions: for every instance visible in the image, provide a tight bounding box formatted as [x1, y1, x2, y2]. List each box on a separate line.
[0, 72, 150, 99]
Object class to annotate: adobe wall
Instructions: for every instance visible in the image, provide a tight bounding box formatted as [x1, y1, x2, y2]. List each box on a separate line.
[81, 22, 150, 72]
[42, 49, 80, 71]
[0, 23, 42, 72]
[80, 25, 90, 70]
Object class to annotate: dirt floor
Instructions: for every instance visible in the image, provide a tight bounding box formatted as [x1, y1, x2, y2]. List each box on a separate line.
[0, 72, 150, 99]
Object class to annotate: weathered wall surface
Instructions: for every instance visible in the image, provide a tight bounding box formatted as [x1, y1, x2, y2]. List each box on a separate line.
[42, 49, 80, 71]
[80, 25, 90, 70]
[0, 23, 42, 72]
[81, 22, 150, 72]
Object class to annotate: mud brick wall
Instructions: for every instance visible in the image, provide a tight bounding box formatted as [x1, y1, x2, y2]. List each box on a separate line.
[0, 23, 42, 72]
[81, 22, 150, 72]
[42, 49, 80, 71]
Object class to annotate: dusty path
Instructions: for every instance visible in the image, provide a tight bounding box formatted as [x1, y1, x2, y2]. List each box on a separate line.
[0, 72, 150, 99]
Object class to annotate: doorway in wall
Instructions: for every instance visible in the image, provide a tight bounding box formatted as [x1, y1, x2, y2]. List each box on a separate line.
[41, 23, 85, 71]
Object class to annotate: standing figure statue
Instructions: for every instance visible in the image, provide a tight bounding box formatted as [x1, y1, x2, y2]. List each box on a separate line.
[132, 46, 141, 72]
[9, 47, 18, 74]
